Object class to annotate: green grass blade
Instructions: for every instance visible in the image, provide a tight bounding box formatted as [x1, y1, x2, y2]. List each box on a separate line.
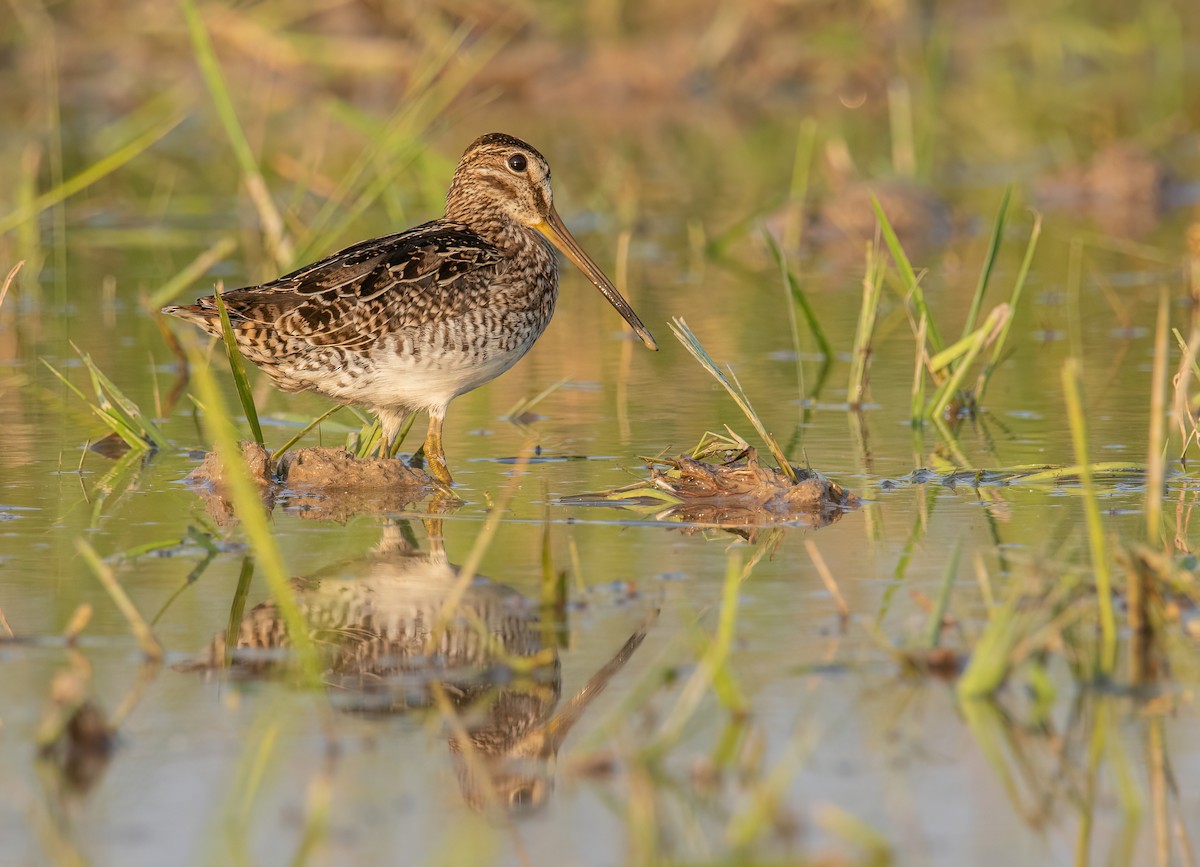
[76, 539, 163, 661]
[977, 212, 1042, 401]
[351, 419, 382, 459]
[763, 230, 832, 363]
[814, 805, 892, 864]
[41, 357, 160, 451]
[957, 596, 1020, 698]
[181, 0, 291, 266]
[0, 112, 183, 236]
[927, 332, 980, 375]
[1146, 288, 1169, 541]
[1062, 358, 1116, 676]
[185, 336, 320, 683]
[911, 314, 927, 426]
[871, 193, 944, 354]
[0, 261, 21, 309]
[960, 185, 1013, 340]
[848, 244, 885, 408]
[74, 345, 171, 450]
[669, 317, 796, 482]
[384, 412, 416, 458]
[780, 118, 818, 251]
[927, 305, 1010, 418]
[147, 235, 238, 308]
[224, 557, 256, 668]
[650, 549, 746, 756]
[212, 284, 265, 446]
[272, 404, 344, 460]
[924, 540, 960, 647]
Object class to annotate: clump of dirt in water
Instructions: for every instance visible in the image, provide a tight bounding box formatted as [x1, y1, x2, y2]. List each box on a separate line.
[188, 443, 434, 522]
[1035, 142, 1171, 237]
[37, 668, 116, 794]
[567, 447, 859, 531]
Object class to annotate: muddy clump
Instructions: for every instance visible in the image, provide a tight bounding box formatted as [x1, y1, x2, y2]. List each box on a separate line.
[568, 448, 859, 532]
[37, 667, 116, 795]
[808, 179, 954, 263]
[1035, 142, 1170, 237]
[189, 441, 276, 491]
[188, 443, 433, 522]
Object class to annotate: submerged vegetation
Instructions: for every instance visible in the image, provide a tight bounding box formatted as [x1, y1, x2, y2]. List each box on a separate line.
[2, 0, 1200, 865]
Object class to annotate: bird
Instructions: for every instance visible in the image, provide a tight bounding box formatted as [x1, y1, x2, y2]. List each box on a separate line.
[162, 132, 657, 485]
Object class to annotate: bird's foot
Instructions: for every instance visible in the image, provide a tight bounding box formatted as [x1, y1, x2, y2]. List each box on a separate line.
[426, 453, 454, 488]
[410, 445, 456, 495]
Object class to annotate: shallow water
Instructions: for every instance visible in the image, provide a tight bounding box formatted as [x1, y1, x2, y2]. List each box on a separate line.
[4, 3, 1200, 865]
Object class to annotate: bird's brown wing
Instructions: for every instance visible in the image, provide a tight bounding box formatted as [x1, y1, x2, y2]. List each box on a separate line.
[165, 221, 503, 351]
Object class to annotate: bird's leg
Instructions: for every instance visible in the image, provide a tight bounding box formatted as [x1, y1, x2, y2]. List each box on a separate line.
[377, 408, 412, 459]
[424, 410, 453, 486]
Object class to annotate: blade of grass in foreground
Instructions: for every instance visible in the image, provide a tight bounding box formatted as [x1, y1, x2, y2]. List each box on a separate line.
[43, 359, 149, 452]
[848, 243, 885, 408]
[960, 185, 1013, 340]
[185, 335, 319, 683]
[649, 549, 747, 758]
[814, 805, 893, 864]
[0, 261, 21, 308]
[42, 346, 170, 451]
[764, 230, 832, 365]
[0, 112, 183, 237]
[871, 193, 944, 355]
[924, 540, 961, 648]
[910, 314, 927, 426]
[76, 540, 163, 662]
[977, 211, 1041, 401]
[926, 304, 1011, 419]
[182, 0, 291, 267]
[147, 235, 237, 309]
[957, 585, 1022, 698]
[670, 317, 797, 482]
[272, 404, 344, 460]
[212, 283, 264, 446]
[1062, 357, 1116, 676]
[222, 714, 281, 862]
[76, 344, 171, 450]
[1146, 288, 1169, 541]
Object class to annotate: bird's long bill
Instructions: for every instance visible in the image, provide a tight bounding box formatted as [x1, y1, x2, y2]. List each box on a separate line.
[535, 207, 658, 351]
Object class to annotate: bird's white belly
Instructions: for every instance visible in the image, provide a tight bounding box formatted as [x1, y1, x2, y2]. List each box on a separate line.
[317, 320, 539, 412]
[373, 349, 522, 411]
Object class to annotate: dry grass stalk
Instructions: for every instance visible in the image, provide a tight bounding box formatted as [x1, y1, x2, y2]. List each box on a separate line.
[804, 540, 849, 625]
[75, 540, 163, 662]
[0, 260, 21, 310]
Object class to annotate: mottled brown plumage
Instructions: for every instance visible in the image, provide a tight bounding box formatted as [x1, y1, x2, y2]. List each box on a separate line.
[163, 132, 657, 484]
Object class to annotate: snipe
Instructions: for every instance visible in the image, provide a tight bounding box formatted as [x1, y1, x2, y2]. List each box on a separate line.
[163, 132, 657, 484]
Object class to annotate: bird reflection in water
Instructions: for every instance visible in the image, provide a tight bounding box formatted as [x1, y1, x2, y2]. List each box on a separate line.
[189, 519, 655, 816]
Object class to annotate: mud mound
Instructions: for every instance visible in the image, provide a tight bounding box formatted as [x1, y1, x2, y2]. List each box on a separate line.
[188, 443, 434, 522]
[1035, 142, 1169, 237]
[566, 448, 859, 530]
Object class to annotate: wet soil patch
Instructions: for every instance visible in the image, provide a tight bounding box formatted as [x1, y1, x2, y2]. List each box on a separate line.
[187, 443, 434, 521]
[565, 448, 859, 530]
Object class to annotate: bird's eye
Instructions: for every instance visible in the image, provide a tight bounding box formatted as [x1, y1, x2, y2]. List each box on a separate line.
[507, 153, 528, 172]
